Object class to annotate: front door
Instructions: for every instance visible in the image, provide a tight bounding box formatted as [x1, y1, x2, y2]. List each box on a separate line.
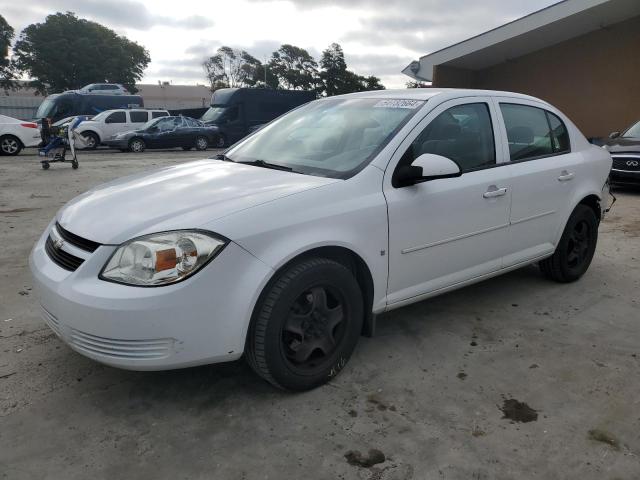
[384, 98, 512, 305]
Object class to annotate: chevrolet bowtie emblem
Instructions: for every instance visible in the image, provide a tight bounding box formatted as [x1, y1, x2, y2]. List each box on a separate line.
[53, 239, 64, 250]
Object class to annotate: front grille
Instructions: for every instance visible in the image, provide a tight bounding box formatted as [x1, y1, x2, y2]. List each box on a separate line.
[55, 222, 101, 252]
[69, 328, 173, 360]
[612, 155, 640, 172]
[45, 235, 85, 271]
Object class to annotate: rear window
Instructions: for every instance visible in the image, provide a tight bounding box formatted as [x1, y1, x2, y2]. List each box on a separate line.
[130, 111, 148, 123]
[152, 111, 169, 118]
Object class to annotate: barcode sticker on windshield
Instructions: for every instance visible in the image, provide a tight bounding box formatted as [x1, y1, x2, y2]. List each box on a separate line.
[373, 99, 423, 109]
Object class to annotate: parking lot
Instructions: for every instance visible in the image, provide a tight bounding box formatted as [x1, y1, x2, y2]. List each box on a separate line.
[1, 148, 639, 479]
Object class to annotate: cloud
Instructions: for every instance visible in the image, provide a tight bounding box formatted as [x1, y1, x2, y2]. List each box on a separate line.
[14, 0, 214, 31]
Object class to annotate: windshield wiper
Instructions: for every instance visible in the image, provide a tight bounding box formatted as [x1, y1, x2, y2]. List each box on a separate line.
[213, 153, 234, 162]
[238, 159, 294, 172]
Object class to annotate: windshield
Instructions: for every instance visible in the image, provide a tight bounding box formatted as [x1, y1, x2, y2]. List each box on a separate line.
[226, 98, 424, 179]
[201, 106, 230, 123]
[35, 98, 57, 119]
[622, 120, 640, 138]
[90, 111, 110, 122]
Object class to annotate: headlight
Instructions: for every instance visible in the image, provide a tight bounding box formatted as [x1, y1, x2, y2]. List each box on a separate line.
[100, 230, 227, 286]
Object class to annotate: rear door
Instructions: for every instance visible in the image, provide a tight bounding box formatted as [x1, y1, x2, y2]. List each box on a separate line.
[494, 100, 581, 266]
[384, 97, 512, 304]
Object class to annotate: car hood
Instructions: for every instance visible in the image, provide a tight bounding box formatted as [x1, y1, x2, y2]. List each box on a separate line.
[57, 159, 338, 244]
[604, 137, 640, 153]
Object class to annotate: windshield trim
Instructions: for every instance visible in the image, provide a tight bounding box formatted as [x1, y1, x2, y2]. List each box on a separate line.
[622, 120, 640, 138]
[226, 97, 425, 180]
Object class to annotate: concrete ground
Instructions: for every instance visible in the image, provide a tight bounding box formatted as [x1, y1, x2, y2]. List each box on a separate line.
[0, 148, 639, 480]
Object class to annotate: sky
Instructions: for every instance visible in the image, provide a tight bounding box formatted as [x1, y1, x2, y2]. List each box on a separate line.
[1, 0, 560, 89]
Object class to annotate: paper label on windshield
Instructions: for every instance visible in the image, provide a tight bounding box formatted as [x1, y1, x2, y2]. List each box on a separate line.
[373, 99, 423, 109]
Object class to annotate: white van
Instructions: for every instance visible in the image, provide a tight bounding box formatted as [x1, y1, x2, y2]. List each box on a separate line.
[76, 109, 169, 149]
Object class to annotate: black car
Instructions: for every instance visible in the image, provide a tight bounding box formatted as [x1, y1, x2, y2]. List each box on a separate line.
[104, 116, 220, 153]
[604, 119, 640, 185]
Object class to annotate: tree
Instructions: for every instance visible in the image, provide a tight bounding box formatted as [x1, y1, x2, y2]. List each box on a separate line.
[0, 14, 16, 92]
[204, 46, 270, 90]
[13, 12, 150, 94]
[268, 44, 319, 90]
[406, 81, 430, 88]
[318, 43, 384, 96]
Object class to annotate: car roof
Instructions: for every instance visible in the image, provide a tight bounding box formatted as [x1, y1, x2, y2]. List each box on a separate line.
[332, 88, 546, 105]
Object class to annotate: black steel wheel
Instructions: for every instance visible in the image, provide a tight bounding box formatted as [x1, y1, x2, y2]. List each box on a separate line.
[539, 204, 598, 282]
[246, 257, 363, 391]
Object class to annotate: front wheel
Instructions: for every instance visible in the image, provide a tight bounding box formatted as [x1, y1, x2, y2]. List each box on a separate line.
[539, 205, 598, 282]
[195, 136, 208, 151]
[246, 257, 363, 391]
[81, 132, 99, 150]
[0, 135, 22, 156]
[128, 138, 145, 153]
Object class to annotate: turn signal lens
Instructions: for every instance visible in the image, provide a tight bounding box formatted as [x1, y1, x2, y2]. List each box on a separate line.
[21, 123, 38, 129]
[100, 230, 227, 286]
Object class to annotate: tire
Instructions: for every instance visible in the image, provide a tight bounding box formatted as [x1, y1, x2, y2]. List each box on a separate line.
[81, 132, 99, 150]
[539, 205, 598, 283]
[215, 135, 226, 148]
[246, 257, 363, 391]
[128, 138, 145, 153]
[182, 146, 192, 151]
[195, 136, 208, 151]
[0, 135, 22, 156]
[71, 159, 79, 169]
[42, 162, 50, 170]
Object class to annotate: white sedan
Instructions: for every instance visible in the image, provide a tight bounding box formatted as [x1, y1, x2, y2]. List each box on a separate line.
[0, 114, 41, 155]
[30, 89, 612, 390]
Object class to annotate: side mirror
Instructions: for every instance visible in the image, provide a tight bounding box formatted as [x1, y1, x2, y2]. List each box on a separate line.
[394, 153, 462, 187]
[609, 131, 621, 139]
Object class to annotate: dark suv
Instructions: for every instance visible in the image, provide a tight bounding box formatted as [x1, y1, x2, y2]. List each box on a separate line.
[604, 120, 640, 185]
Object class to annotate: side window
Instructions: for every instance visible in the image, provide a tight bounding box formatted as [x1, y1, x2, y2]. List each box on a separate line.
[105, 111, 126, 124]
[500, 104, 553, 161]
[406, 103, 495, 172]
[152, 111, 168, 118]
[156, 118, 174, 131]
[546, 111, 570, 153]
[129, 111, 148, 123]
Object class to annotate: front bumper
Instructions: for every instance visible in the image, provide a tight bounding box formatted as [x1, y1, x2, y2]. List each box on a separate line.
[610, 169, 640, 185]
[29, 223, 272, 370]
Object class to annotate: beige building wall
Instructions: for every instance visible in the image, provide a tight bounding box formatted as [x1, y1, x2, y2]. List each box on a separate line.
[433, 15, 640, 139]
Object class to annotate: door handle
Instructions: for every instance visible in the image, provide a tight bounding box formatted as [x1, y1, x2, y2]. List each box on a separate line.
[483, 186, 508, 199]
[558, 171, 574, 182]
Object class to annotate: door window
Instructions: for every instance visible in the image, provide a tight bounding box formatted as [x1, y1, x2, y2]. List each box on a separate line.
[129, 111, 149, 123]
[404, 103, 495, 172]
[105, 111, 126, 124]
[500, 103, 572, 161]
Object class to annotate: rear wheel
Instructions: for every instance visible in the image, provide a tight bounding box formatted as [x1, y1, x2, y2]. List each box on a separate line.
[0, 135, 22, 156]
[81, 132, 99, 150]
[195, 136, 208, 151]
[246, 257, 363, 391]
[539, 205, 598, 282]
[128, 138, 145, 153]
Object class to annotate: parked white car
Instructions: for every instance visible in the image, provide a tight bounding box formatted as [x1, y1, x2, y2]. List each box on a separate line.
[79, 83, 129, 95]
[30, 89, 612, 391]
[0, 114, 41, 155]
[75, 109, 169, 149]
